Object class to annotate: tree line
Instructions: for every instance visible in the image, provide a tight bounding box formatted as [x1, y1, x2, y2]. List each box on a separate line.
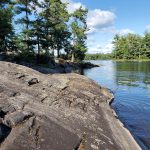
[0, 0, 88, 64]
[85, 53, 112, 60]
[85, 33, 150, 61]
[112, 33, 150, 59]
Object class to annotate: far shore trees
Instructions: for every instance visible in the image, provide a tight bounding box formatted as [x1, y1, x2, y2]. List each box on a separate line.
[85, 33, 150, 60]
[112, 33, 150, 59]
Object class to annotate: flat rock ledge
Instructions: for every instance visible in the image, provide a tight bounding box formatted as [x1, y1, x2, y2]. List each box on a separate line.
[0, 61, 140, 150]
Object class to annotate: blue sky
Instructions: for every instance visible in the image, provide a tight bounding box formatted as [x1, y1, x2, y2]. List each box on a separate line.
[64, 0, 150, 53]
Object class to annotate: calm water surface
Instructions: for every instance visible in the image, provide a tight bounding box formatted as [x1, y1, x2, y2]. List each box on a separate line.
[84, 60, 150, 150]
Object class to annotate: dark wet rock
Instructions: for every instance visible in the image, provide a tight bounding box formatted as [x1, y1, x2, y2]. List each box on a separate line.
[28, 78, 39, 86]
[0, 111, 6, 119]
[16, 73, 26, 79]
[0, 123, 11, 143]
[0, 61, 140, 150]
[31, 61, 98, 75]
[79, 62, 99, 69]
[0, 54, 7, 61]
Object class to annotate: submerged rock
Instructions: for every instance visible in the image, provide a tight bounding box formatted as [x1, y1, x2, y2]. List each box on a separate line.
[0, 61, 140, 150]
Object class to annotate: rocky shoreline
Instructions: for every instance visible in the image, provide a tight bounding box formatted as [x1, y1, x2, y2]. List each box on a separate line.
[0, 61, 140, 150]
[25, 61, 99, 74]
[104, 94, 141, 150]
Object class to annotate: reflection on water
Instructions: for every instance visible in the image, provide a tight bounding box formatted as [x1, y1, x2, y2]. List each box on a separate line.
[84, 60, 150, 150]
[116, 62, 150, 88]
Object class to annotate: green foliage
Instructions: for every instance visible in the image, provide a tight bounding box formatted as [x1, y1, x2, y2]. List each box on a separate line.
[69, 7, 88, 62]
[0, 0, 88, 65]
[15, 0, 39, 52]
[1, 0, 149, 65]
[0, 0, 13, 52]
[112, 33, 150, 59]
[38, 0, 70, 58]
[142, 32, 150, 58]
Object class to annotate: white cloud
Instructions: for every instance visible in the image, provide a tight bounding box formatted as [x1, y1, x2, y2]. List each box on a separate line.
[117, 28, 134, 35]
[86, 27, 97, 34]
[61, 0, 85, 13]
[88, 44, 102, 54]
[87, 9, 116, 34]
[37, 0, 116, 35]
[98, 27, 135, 35]
[36, 0, 85, 13]
[104, 43, 114, 53]
[145, 25, 150, 32]
[61, 1, 117, 35]
[88, 42, 114, 54]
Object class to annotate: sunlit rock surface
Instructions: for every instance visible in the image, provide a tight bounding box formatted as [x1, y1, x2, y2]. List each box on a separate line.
[0, 61, 140, 150]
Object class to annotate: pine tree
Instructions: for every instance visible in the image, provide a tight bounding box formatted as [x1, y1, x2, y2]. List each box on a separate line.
[39, 0, 70, 58]
[70, 7, 88, 62]
[0, 0, 13, 53]
[15, 0, 38, 52]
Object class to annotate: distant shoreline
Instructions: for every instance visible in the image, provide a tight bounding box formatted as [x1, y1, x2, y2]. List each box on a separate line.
[85, 59, 150, 61]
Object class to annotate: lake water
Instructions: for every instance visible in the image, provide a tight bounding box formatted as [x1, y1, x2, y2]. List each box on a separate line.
[84, 60, 150, 150]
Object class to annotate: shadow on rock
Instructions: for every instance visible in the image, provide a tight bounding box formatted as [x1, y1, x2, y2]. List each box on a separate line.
[0, 123, 11, 143]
